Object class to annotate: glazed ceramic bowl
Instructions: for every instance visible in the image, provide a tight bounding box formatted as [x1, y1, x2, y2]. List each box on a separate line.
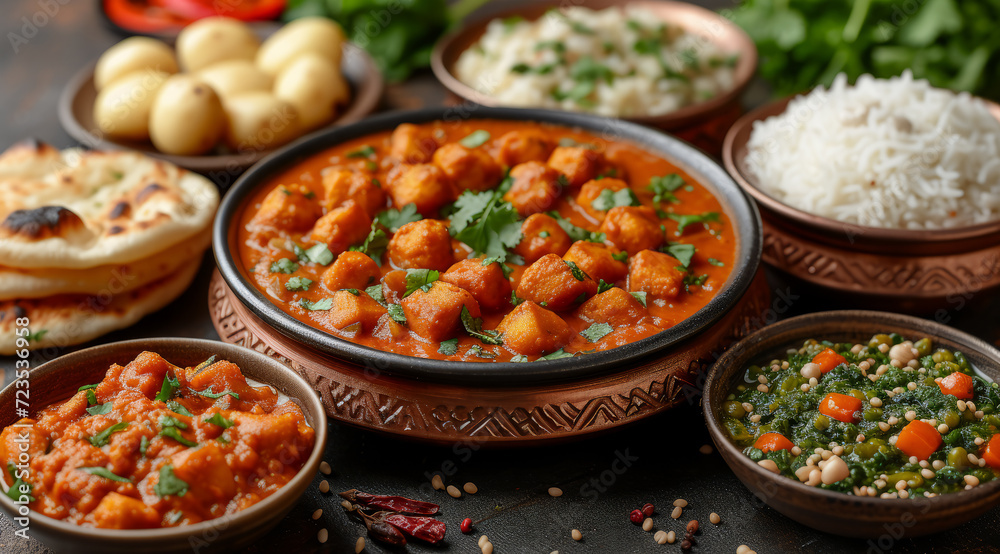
[704, 310, 1000, 538]
[431, 0, 757, 153]
[723, 96, 1000, 312]
[0, 338, 327, 554]
[213, 106, 763, 386]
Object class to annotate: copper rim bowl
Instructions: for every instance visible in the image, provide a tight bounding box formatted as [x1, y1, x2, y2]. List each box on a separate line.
[0, 338, 327, 554]
[213, 106, 762, 385]
[431, 0, 757, 131]
[703, 310, 1000, 538]
[723, 96, 1000, 309]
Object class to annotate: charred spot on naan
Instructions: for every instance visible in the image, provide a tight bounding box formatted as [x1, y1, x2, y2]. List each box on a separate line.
[108, 201, 130, 220]
[1, 206, 92, 242]
[135, 183, 167, 205]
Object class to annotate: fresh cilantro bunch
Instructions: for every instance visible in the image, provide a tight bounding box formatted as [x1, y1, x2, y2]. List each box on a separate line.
[448, 189, 523, 262]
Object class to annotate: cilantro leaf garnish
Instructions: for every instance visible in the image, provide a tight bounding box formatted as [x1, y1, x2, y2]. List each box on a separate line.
[86, 389, 98, 406]
[387, 304, 406, 324]
[404, 269, 440, 297]
[448, 189, 523, 260]
[365, 284, 386, 306]
[459, 130, 491, 148]
[159, 426, 197, 447]
[269, 258, 300, 274]
[708, 258, 724, 267]
[683, 274, 709, 292]
[460, 306, 503, 345]
[154, 372, 179, 402]
[547, 212, 605, 243]
[631, 291, 648, 307]
[438, 338, 459, 356]
[481, 256, 513, 278]
[304, 243, 334, 265]
[349, 222, 389, 265]
[376, 204, 421, 232]
[342, 288, 360, 296]
[648, 174, 685, 204]
[139, 436, 149, 457]
[597, 279, 615, 293]
[6, 463, 34, 502]
[346, 145, 376, 159]
[88, 422, 129, 447]
[192, 355, 216, 373]
[664, 243, 696, 268]
[285, 277, 313, 291]
[204, 413, 234, 429]
[510, 355, 529, 363]
[667, 212, 720, 234]
[154, 464, 188, 498]
[467, 345, 496, 358]
[591, 188, 640, 211]
[159, 415, 188, 430]
[167, 401, 193, 417]
[611, 251, 628, 262]
[300, 298, 333, 311]
[190, 387, 240, 400]
[78, 467, 131, 483]
[581, 322, 614, 343]
[540, 349, 575, 360]
[565, 260, 588, 281]
[86, 402, 113, 416]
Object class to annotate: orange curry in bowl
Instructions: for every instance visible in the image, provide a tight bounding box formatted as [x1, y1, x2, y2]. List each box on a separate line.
[238, 120, 736, 362]
[0, 352, 314, 529]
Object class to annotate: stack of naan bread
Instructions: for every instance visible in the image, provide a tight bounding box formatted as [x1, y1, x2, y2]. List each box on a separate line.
[0, 140, 218, 354]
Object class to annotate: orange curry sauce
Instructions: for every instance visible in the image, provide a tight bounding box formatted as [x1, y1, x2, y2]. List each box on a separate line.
[0, 352, 314, 528]
[237, 120, 735, 362]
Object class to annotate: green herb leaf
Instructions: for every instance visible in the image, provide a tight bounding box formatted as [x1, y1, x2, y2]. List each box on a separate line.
[376, 204, 422, 232]
[285, 276, 313, 291]
[159, 415, 188, 430]
[348, 223, 389, 265]
[77, 467, 131, 483]
[167, 511, 183, 524]
[540, 349, 575, 360]
[86, 402, 113, 416]
[190, 387, 240, 400]
[216, 434, 230, 444]
[78, 383, 99, 391]
[404, 269, 440, 297]
[597, 279, 615, 293]
[708, 258, 725, 267]
[667, 212, 720, 233]
[510, 354, 529, 363]
[300, 298, 334, 311]
[366, 284, 386, 306]
[664, 243, 696, 268]
[648, 174, 685, 204]
[26, 329, 47, 343]
[547, 212, 605, 243]
[535, 40, 566, 53]
[159, 426, 197, 447]
[6, 463, 34, 502]
[611, 251, 628, 262]
[511, 291, 524, 307]
[88, 422, 129, 447]
[346, 145, 376, 159]
[581, 322, 614, 343]
[86, 389, 98, 406]
[139, 436, 149, 457]
[591, 188, 640, 211]
[460, 306, 503, 345]
[192, 355, 216, 373]
[388, 304, 407, 325]
[481, 256, 513, 278]
[342, 288, 360, 296]
[304, 243, 334, 265]
[153, 464, 188, 498]
[269, 258, 300, 274]
[459, 130, 491, 148]
[565, 260, 588, 281]
[683, 274, 709, 292]
[448, 190, 523, 260]
[631, 291, 648, 307]
[204, 413, 234, 429]
[467, 345, 496, 358]
[438, 338, 459, 356]
[154, 372, 179, 403]
[166, 401, 193, 417]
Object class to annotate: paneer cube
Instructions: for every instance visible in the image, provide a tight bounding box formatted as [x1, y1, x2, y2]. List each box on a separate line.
[387, 164, 454, 216]
[494, 130, 555, 167]
[89, 492, 161, 529]
[513, 213, 572, 263]
[547, 146, 603, 187]
[432, 143, 503, 192]
[503, 161, 564, 217]
[575, 287, 649, 327]
[325, 289, 387, 332]
[249, 184, 322, 232]
[308, 200, 372, 254]
[440, 258, 512, 311]
[576, 178, 630, 220]
[628, 249, 685, 300]
[390, 122, 438, 163]
[401, 281, 481, 342]
[168, 442, 237, 504]
[496, 301, 571, 356]
[562, 240, 627, 284]
[387, 219, 454, 271]
[379, 269, 408, 304]
[321, 168, 386, 217]
[599, 206, 664, 255]
[515, 253, 598, 311]
[321, 251, 381, 291]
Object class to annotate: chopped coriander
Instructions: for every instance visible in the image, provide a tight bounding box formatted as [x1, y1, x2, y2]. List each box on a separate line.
[511, 291, 524, 307]
[348, 222, 388, 265]
[581, 322, 614, 343]
[591, 188, 640, 211]
[538, 231, 550, 238]
[366, 284, 386, 306]
[540, 349, 575, 360]
[154, 372, 179, 402]
[535, 40, 566, 53]
[569, 56, 614, 83]
[460, 306, 503, 345]
[376, 204, 421, 232]
[26, 329, 47, 343]
[403, 269, 440, 297]
[438, 338, 459, 356]
[467, 345, 496, 359]
[285, 276, 313, 291]
[5, 464, 33, 502]
[547, 212, 605, 243]
[159, 415, 188, 430]
[304, 243, 334, 265]
[192, 355, 216, 373]
[300, 298, 334, 311]
[86, 389, 98, 406]
[481, 256, 513, 278]
[597, 279, 615, 293]
[159, 426, 197, 447]
[387, 304, 406, 324]
[86, 402, 113, 416]
[139, 436, 149, 456]
[630, 291, 648, 307]
[78, 383, 99, 391]
[204, 413, 234, 429]
[510, 354, 529, 363]
[167, 401, 193, 417]
[459, 130, 491, 148]
[346, 145, 376, 158]
[88, 422, 129, 447]
[683, 274, 709, 292]
[448, 189, 523, 260]
[668, 212, 720, 233]
[216, 434, 230, 444]
[565, 260, 587, 281]
[342, 288, 360, 296]
[708, 258, 725, 267]
[664, 243, 696, 268]
[77, 467, 131, 483]
[191, 387, 240, 400]
[269, 258, 299, 274]
[551, 80, 595, 104]
[304, 191, 316, 200]
[611, 251, 628, 262]
[648, 174, 685, 204]
[153, 464, 188, 498]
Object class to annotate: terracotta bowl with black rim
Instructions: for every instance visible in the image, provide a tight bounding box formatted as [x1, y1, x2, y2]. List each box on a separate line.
[431, 0, 757, 154]
[59, 41, 383, 177]
[0, 338, 327, 554]
[210, 106, 767, 444]
[723, 96, 1000, 312]
[703, 310, 1000, 538]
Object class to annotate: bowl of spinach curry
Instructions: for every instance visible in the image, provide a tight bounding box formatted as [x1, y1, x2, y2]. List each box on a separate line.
[704, 310, 1000, 538]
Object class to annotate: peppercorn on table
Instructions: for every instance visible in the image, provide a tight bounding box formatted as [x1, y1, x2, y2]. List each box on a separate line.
[2, 1, 1000, 553]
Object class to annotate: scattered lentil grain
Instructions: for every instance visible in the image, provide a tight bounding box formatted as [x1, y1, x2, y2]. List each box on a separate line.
[671, 506, 683, 519]
[447, 485, 462, 498]
[464, 482, 478, 495]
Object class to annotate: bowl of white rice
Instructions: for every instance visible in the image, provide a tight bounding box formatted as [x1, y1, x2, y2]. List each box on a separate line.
[723, 72, 1000, 309]
[432, 0, 756, 131]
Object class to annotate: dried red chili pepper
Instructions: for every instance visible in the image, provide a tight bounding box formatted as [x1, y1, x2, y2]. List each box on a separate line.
[382, 513, 447, 545]
[355, 510, 407, 546]
[338, 489, 439, 515]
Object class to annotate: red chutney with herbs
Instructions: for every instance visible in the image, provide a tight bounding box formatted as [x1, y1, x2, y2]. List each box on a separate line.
[0, 352, 314, 529]
[237, 119, 736, 362]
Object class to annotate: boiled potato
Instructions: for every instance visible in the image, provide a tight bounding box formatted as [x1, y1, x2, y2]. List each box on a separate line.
[176, 17, 259, 72]
[256, 17, 345, 77]
[94, 37, 177, 91]
[274, 54, 349, 131]
[149, 75, 225, 155]
[222, 92, 300, 151]
[93, 70, 170, 141]
[198, 60, 272, 100]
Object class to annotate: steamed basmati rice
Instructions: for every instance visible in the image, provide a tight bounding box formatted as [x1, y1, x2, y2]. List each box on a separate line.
[746, 72, 1000, 229]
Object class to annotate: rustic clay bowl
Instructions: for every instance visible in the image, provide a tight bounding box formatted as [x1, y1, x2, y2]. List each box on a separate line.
[431, 0, 757, 153]
[58, 42, 383, 177]
[0, 338, 327, 554]
[704, 310, 1000, 538]
[723, 96, 1000, 312]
